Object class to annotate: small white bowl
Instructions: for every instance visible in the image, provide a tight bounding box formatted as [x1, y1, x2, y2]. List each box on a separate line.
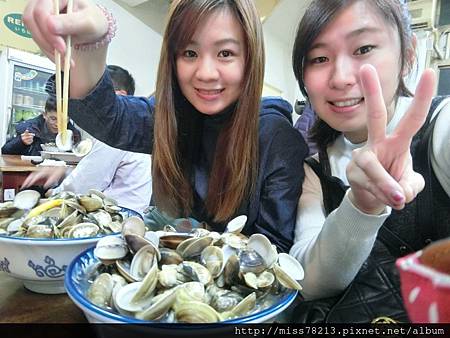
[65, 247, 298, 324]
[0, 207, 140, 294]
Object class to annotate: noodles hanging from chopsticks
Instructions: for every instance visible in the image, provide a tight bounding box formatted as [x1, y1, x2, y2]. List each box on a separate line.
[55, 0, 73, 146]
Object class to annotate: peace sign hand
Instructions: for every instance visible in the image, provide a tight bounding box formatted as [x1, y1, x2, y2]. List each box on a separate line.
[347, 64, 436, 215]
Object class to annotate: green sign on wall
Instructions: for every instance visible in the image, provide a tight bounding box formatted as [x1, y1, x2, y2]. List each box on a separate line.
[3, 13, 31, 38]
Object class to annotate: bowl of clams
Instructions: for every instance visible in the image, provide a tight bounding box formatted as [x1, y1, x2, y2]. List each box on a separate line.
[0, 189, 141, 294]
[65, 215, 304, 324]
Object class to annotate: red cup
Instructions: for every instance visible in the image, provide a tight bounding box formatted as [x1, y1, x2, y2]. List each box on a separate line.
[396, 251, 450, 323]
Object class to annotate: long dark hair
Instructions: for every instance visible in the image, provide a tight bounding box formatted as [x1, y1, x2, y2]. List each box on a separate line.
[292, 0, 415, 150]
[152, 0, 264, 222]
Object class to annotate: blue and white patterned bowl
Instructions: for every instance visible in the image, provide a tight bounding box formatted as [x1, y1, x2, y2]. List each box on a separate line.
[0, 207, 140, 294]
[65, 247, 298, 324]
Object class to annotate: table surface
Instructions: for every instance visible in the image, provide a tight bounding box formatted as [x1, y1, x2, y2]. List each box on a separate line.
[0, 155, 39, 172]
[0, 272, 87, 323]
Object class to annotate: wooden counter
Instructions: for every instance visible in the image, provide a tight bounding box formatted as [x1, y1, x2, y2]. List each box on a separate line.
[0, 272, 86, 323]
[0, 155, 39, 172]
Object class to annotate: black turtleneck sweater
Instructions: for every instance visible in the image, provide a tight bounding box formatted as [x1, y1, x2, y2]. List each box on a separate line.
[68, 70, 308, 252]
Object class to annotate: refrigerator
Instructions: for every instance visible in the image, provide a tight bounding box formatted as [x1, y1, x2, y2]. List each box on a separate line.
[0, 47, 55, 148]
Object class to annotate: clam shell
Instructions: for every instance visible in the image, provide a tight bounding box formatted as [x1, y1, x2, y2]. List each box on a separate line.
[94, 236, 128, 263]
[130, 244, 160, 281]
[247, 233, 278, 268]
[159, 233, 193, 250]
[13, 190, 40, 210]
[114, 282, 153, 313]
[175, 301, 220, 323]
[121, 216, 146, 237]
[87, 273, 114, 308]
[225, 215, 247, 234]
[67, 222, 99, 238]
[136, 288, 177, 321]
[200, 246, 223, 278]
[79, 195, 103, 212]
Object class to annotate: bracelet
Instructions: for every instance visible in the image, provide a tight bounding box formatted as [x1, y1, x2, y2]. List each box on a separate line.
[74, 5, 117, 51]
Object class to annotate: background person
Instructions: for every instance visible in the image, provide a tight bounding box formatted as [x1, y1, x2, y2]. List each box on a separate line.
[289, 0, 450, 322]
[23, 0, 307, 251]
[1, 97, 81, 156]
[24, 65, 152, 215]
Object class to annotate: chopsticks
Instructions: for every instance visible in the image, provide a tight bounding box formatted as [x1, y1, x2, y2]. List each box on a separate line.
[54, 0, 73, 146]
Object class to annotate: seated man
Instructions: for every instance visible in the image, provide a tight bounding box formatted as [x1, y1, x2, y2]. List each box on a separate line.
[23, 65, 152, 214]
[1, 97, 81, 156]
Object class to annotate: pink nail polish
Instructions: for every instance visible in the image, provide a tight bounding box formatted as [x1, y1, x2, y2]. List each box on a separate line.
[391, 191, 404, 203]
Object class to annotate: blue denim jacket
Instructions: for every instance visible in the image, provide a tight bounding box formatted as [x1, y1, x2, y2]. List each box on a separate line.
[66, 70, 308, 252]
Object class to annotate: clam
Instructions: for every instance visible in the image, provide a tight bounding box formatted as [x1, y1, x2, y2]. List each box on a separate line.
[175, 301, 221, 323]
[0, 217, 14, 230]
[116, 260, 135, 283]
[247, 233, 278, 269]
[114, 265, 159, 314]
[239, 249, 266, 274]
[225, 215, 247, 234]
[158, 233, 193, 250]
[209, 288, 243, 312]
[79, 195, 103, 212]
[94, 236, 128, 264]
[64, 200, 87, 214]
[67, 222, 99, 238]
[88, 189, 106, 200]
[87, 273, 114, 308]
[223, 254, 240, 287]
[131, 263, 159, 302]
[220, 232, 247, 249]
[89, 210, 112, 230]
[110, 274, 128, 311]
[125, 233, 159, 255]
[108, 221, 123, 233]
[243, 272, 258, 289]
[129, 244, 160, 281]
[158, 264, 183, 288]
[272, 253, 304, 291]
[41, 207, 61, 219]
[0, 201, 18, 218]
[200, 246, 223, 278]
[121, 216, 146, 237]
[13, 190, 40, 210]
[114, 282, 153, 313]
[136, 288, 177, 321]
[178, 261, 212, 285]
[179, 236, 214, 259]
[57, 210, 81, 229]
[256, 271, 275, 289]
[26, 224, 53, 238]
[230, 292, 256, 317]
[159, 248, 183, 266]
[190, 228, 211, 238]
[173, 282, 205, 311]
[6, 218, 23, 234]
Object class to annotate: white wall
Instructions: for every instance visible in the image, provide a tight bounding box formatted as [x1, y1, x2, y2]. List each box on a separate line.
[262, 0, 308, 116]
[96, 0, 162, 96]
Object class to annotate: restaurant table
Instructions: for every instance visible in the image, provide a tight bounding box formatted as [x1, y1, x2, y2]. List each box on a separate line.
[0, 272, 86, 323]
[0, 155, 40, 202]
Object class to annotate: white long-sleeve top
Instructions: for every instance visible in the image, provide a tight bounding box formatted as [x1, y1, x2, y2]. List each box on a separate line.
[290, 97, 450, 300]
[54, 140, 152, 215]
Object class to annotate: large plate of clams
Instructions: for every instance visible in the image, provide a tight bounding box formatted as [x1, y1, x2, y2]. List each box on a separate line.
[65, 215, 303, 323]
